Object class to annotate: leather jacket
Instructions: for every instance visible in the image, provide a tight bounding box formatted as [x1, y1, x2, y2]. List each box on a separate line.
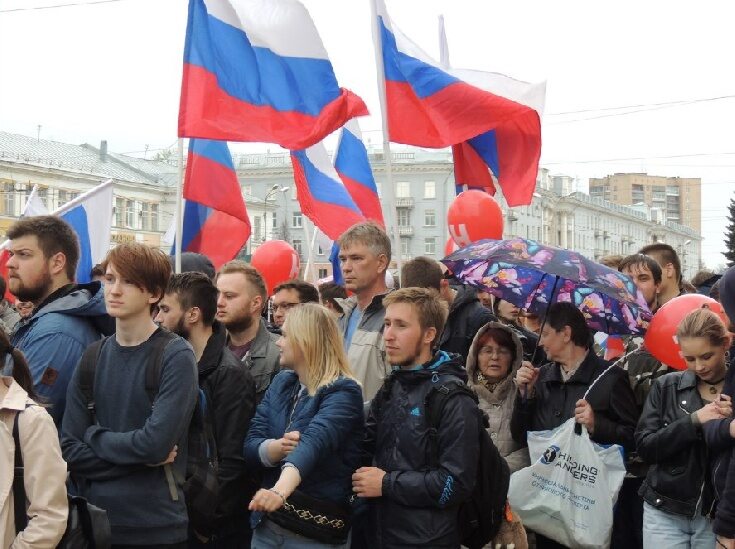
[635, 370, 715, 518]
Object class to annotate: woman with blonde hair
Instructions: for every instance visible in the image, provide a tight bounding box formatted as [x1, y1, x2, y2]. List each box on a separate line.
[1, 328, 68, 546]
[245, 303, 364, 548]
[636, 306, 732, 548]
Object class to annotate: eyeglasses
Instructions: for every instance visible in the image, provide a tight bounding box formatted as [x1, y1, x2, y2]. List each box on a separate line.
[478, 346, 512, 358]
[272, 302, 300, 313]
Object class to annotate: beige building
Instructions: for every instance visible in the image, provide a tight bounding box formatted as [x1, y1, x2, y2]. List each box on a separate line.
[588, 173, 701, 233]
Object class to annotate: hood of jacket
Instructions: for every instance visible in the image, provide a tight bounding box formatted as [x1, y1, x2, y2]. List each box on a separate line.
[466, 321, 524, 402]
[15, 281, 112, 335]
[392, 350, 468, 385]
[449, 285, 481, 314]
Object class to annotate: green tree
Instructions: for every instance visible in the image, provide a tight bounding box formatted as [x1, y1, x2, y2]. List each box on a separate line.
[724, 194, 735, 266]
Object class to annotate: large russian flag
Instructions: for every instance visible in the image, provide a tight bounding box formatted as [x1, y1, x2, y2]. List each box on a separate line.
[291, 144, 365, 242]
[179, 139, 251, 269]
[334, 119, 384, 227]
[376, 0, 545, 206]
[179, 0, 368, 150]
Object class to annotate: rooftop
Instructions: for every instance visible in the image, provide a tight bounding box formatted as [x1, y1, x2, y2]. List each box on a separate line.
[0, 131, 178, 187]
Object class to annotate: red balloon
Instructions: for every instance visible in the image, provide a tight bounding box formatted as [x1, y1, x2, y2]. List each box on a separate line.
[444, 238, 459, 257]
[447, 190, 504, 247]
[644, 294, 728, 370]
[251, 240, 301, 296]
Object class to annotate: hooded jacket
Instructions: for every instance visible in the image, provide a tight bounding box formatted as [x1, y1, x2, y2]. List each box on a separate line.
[362, 352, 480, 548]
[1, 378, 68, 548]
[466, 322, 530, 473]
[11, 281, 110, 426]
[198, 321, 257, 533]
[438, 286, 496, 364]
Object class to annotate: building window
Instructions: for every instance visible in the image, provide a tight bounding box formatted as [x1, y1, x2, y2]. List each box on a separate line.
[291, 186, 298, 201]
[396, 181, 410, 198]
[400, 238, 410, 257]
[37, 187, 48, 207]
[318, 268, 328, 279]
[424, 181, 436, 199]
[141, 203, 151, 230]
[244, 185, 252, 196]
[58, 189, 70, 206]
[272, 212, 277, 229]
[3, 184, 15, 216]
[292, 239, 303, 256]
[253, 216, 262, 241]
[150, 204, 159, 232]
[397, 209, 411, 226]
[114, 197, 124, 227]
[424, 209, 436, 227]
[318, 245, 324, 256]
[425, 237, 436, 255]
[125, 200, 135, 228]
[292, 211, 303, 228]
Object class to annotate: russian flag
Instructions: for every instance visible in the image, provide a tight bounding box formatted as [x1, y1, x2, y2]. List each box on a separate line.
[179, 139, 251, 269]
[179, 0, 369, 150]
[0, 180, 114, 287]
[291, 144, 365, 242]
[376, 0, 545, 206]
[334, 120, 385, 227]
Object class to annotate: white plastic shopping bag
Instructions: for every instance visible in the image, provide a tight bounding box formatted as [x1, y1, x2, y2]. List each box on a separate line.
[507, 418, 626, 549]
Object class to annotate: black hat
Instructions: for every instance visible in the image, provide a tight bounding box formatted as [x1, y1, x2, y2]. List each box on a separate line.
[168, 252, 216, 280]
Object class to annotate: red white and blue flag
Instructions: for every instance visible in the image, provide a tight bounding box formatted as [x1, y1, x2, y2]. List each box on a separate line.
[291, 144, 365, 242]
[179, 0, 368, 150]
[334, 120, 384, 227]
[179, 139, 251, 268]
[376, 0, 545, 206]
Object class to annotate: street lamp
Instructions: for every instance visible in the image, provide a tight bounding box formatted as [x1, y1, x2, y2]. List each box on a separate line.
[263, 184, 289, 241]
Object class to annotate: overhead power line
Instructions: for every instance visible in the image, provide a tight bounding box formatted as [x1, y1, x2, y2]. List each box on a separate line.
[0, 0, 135, 13]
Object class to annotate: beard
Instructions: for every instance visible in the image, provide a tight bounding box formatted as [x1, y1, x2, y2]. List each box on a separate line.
[10, 269, 53, 303]
[223, 312, 255, 334]
[390, 339, 426, 368]
[170, 315, 191, 340]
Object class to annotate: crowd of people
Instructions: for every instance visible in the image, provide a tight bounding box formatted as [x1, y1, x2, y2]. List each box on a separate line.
[2, 214, 735, 549]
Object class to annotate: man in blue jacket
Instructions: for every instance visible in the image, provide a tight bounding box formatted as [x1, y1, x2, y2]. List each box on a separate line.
[62, 243, 198, 547]
[353, 287, 480, 548]
[6, 216, 111, 425]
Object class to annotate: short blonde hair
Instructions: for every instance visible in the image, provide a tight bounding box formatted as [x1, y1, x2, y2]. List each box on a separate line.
[283, 303, 356, 395]
[217, 260, 267, 300]
[677, 307, 729, 347]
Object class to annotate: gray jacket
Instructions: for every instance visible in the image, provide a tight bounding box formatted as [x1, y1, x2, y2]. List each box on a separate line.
[337, 292, 391, 401]
[466, 322, 530, 473]
[242, 318, 280, 401]
[0, 301, 20, 335]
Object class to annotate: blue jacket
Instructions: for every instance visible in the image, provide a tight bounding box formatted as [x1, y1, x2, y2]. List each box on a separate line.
[244, 370, 364, 526]
[12, 282, 110, 425]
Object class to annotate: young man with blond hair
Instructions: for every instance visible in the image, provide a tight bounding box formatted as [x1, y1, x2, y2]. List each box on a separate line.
[216, 260, 279, 400]
[353, 288, 480, 547]
[62, 243, 198, 547]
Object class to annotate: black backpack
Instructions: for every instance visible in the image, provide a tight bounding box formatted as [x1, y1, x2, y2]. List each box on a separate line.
[78, 328, 219, 537]
[424, 379, 511, 549]
[372, 374, 510, 549]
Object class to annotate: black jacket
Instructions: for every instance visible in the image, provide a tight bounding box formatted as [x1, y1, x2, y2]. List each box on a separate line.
[510, 351, 638, 452]
[363, 352, 480, 548]
[702, 344, 735, 536]
[438, 287, 496, 364]
[636, 370, 714, 518]
[199, 322, 258, 533]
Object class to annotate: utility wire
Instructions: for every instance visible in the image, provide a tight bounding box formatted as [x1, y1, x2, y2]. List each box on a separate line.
[0, 0, 135, 13]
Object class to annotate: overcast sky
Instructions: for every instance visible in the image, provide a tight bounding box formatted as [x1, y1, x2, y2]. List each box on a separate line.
[1, 0, 733, 268]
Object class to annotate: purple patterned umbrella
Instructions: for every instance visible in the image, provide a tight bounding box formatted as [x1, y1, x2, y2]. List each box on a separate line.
[441, 237, 652, 335]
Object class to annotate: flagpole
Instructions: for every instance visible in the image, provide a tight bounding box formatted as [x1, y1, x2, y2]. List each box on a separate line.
[301, 217, 317, 283]
[370, 0, 402, 281]
[175, 138, 184, 274]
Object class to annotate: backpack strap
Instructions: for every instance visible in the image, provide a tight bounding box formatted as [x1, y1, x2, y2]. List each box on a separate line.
[78, 337, 108, 425]
[424, 377, 479, 468]
[143, 328, 178, 404]
[12, 405, 34, 533]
